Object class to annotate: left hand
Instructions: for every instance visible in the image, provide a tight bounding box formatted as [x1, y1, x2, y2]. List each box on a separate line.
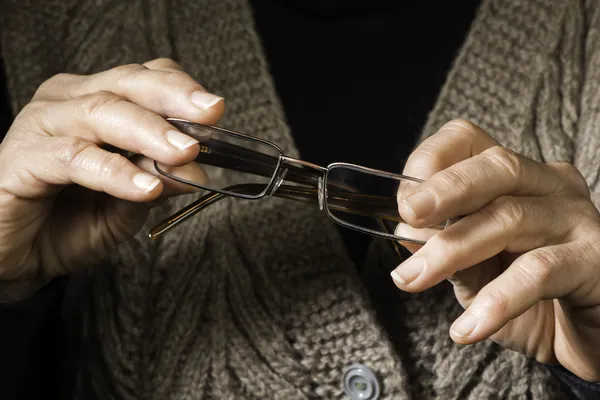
[392, 119, 600, 382]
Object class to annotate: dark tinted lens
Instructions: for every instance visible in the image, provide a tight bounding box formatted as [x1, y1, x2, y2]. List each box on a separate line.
[324, 165, 443, 242]
[160, 120, 282, 197]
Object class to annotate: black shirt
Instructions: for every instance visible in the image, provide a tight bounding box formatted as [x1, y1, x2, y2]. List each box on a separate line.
[250, 0, 480, 264]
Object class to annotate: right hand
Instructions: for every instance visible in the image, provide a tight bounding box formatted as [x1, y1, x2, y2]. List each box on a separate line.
[0, 58, 225, 300]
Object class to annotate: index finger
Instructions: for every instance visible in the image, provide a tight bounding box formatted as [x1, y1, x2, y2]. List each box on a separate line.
[402, 119, 498, 181]
[33, 60, 225, 126]
[396, 120, 497, 251]
[400, 146, 566, 229]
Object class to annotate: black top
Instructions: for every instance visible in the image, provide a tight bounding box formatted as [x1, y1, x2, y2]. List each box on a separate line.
[251, 0, 481, 264]
[0, 1, 598, 398]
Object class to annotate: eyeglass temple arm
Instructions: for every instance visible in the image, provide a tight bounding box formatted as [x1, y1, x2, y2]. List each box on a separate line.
[149, 184, 408, 262]
[148, 184, 402, 239]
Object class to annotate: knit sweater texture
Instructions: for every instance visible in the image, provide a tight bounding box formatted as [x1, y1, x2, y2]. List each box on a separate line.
[1, 0, 597, 398]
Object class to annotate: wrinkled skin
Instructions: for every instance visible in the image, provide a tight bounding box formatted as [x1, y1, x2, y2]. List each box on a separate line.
[393, 120, 600, 382]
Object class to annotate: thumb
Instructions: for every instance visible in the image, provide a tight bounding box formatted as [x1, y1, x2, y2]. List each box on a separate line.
[80, 156, 206, 263]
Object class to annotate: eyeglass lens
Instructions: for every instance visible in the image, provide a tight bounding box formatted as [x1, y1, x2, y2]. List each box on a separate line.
[324, 164, 442, 242]
[160, 119, 282, 197]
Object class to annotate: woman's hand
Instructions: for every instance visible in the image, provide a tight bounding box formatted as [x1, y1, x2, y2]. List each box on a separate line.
[0, 58, 224, 300]
[392, 119, 600, 382]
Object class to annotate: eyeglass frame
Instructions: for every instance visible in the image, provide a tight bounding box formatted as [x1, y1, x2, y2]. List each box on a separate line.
[150, 119, 439, 255]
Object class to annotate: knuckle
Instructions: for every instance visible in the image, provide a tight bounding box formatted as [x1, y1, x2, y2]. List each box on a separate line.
[19, 100, 46, 116]
[11, 101, 53, 137]
[568, 197, 599, 228]
[76, 91, 123, 119]
[17, 100, 53, 122]
[111, 63, 148, 87]
[132, 108, 164, 133]
[405, 143, 446, 174]
[159, 69, 194, 88]
[440, 118, 481, 137]
[486, 196, 524, 230]
[98, 152, 129, 181]
[434, 167, 473, 195]
[11, 164, 44, 191]
[517, 250, 557, 288]
[482, 145, 522, 180]
[477, 287, 510, 317]
[47, 72, 73, 85]
[149, 67, 202, 95]
[153, 57, 176, 63]
[144, 57, 182, 70]
[112, 63, 148, 77]
[53, 136, 95, 168]
[550, 162, 590, 196]
[33, 73, 73, 98]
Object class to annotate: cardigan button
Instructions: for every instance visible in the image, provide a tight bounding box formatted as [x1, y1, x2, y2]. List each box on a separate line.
[342, 363, 380, 400]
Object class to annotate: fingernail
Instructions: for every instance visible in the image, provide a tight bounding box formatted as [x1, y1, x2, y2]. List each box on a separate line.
[166, 130, 199, 150]
[390, 257, 424, 285]
[133, 173, 160, 192]
[450, 314, 477, 339]
[191, 91, 224, 110]
[403, 191, 435, 218]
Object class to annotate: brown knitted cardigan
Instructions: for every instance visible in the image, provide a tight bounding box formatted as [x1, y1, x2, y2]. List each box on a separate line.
[2, 0, 597, 398]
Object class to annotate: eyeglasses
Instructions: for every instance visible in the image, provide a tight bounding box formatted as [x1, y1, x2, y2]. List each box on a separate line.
[149, 119, 446, 257]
